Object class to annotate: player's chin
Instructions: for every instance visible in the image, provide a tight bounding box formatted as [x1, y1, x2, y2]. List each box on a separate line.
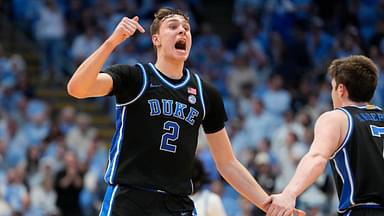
[173, 52, 190, 61]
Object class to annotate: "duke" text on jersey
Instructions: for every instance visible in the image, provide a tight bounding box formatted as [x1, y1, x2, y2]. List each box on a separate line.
[148, 99, 199, 125]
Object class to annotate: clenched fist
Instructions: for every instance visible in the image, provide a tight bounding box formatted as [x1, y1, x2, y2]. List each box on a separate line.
[107, 16, 145, 47]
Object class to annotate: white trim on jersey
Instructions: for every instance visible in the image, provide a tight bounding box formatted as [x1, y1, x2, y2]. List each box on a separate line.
[99, 185, 119, 216]
[343, 148, 355, 206]
[350, 104, 383, 111]
[148, 62, 190, 89]
[116, 63, 148, 107]
[332, 148, 356, 213]
[331, 108, 354, 159]
[109, 106, 127, 184]
[193, 73, 206, 120]
[332, 159, 345, 184]
[338, 202, 383, 214]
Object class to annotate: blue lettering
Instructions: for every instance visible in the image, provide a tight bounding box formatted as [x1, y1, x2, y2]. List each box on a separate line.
[148, 99, 200, 124]
[162, 99, 173, 116]
[378, 114, 384, 121]
[356, 114, 364, 122]
[370, 113, 378, 121]
[185, 107, 199, 125]
[148, 99, 161, 116]
[357, 112, 384, 122]
[173, 102, 187, 120]
[361, 113, 371, 121]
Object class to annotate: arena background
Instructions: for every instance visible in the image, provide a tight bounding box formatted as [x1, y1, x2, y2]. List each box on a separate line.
[0, 0, 383, 215]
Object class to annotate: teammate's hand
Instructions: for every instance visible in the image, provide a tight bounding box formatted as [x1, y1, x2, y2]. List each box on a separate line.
[266, 193, 305, 216]
[107, 16, 145, 47]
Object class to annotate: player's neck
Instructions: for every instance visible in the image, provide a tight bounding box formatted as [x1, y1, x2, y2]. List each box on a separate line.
[341, 100, 369, 107]
[155, 58, 184, 80]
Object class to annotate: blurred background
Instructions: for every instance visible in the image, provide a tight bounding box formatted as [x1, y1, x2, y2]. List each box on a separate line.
[0, 0, 383, 215]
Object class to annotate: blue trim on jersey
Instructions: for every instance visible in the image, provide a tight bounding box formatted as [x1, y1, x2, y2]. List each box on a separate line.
[148, 63, 190, 89]
[104, 106, 127, 184]
[331, 108, 354, 158]
[116, 63, 148, 107]
[333, 148, 356, 213]
[193, 73, 206, 119]
[99, 184, 119, 216]
[193, 207, 197, 216]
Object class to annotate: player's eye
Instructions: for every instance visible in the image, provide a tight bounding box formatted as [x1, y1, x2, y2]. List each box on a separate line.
[183, 24, 190, 31]
[169, 24, 178, 30]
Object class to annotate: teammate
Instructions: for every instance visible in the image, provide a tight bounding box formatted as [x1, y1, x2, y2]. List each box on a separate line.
[67, 8, 271, 216]
[267, 55, 384, 216]
[190, 158, 227, 216]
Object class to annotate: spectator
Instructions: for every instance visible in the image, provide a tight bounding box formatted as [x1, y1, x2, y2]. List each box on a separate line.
[65, 113, 97, 163]
[30, 172, 59, 215]
[34, 0, 65, 80]
[55, 151, 83, 216]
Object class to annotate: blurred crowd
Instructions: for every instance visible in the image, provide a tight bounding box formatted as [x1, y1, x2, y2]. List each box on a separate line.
[0, 0, 384, 215]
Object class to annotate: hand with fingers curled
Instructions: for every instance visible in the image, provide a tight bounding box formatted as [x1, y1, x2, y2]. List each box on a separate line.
[265, 193, 306, 216]
[107, 16, 146, 47]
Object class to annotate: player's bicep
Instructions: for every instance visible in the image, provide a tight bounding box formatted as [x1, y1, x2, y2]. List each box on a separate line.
[86, 73, 113, 97]
[309, 111, 345, 159]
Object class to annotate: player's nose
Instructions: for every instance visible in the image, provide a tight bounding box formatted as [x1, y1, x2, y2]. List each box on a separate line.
[178, 27, 186, 35]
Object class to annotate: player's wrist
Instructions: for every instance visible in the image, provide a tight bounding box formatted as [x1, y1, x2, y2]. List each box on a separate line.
[282, 188, 298, 200]
[105, 37, 120, 49]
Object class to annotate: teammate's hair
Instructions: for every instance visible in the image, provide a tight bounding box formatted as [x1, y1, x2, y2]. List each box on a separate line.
[150, 8, 189, 36]
[191, 158, 210, 193]
[328, 55, 378, 102]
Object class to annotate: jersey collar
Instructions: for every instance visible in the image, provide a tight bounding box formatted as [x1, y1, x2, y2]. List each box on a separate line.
[148, 63, 190, 89]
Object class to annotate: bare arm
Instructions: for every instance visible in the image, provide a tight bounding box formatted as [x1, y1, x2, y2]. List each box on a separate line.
[205, 128, 270, 211]
[267, 110, 347, 216]
[67, 16, 145, 99]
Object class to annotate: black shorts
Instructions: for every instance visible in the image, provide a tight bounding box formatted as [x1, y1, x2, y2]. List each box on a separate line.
[99, 184, 197, 216]
[341, 207, 384, 216]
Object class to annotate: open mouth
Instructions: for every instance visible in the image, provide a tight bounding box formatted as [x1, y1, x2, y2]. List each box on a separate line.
[175, 40, 186, 51]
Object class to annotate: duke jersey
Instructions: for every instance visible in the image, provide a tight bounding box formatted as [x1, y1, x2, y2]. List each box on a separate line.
[102, 63, 227, 195]
[330, 105, 384, 214]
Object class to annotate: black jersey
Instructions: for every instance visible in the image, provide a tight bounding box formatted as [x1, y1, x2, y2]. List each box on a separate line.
[102, 63, 227, 195]
[330, 105, 384, 213]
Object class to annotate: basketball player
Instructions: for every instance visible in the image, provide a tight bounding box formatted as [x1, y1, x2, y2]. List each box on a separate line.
[67, 8, 271, 216]
[267, 55, 384, 216]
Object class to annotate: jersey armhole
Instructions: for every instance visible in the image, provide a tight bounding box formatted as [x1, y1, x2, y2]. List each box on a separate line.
[193, 73, 206, 119]
[116, 63, 148, 107]
[330, 108, 354, 159]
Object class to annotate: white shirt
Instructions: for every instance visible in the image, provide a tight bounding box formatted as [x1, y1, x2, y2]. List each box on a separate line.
[191, 190, 227, 216]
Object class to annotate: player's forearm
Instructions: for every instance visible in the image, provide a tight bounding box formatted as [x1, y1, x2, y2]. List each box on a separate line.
[217, 159, 270, 212]
[67, 39, 116, 98]
[283, 153, 328, 198]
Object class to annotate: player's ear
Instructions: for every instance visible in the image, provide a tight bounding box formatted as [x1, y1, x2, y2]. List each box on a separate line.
[152, 34, 160, 47]
[337, 83, 347, 97]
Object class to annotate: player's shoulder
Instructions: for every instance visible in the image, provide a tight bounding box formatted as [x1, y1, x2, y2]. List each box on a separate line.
[316, 109, 348, 127]
[195, 76, 219, 95]
[104, 64, 141, 73]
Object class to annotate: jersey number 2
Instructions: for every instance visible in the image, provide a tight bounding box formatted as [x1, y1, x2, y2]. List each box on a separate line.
[370, 125, 384, 158]
[160, 121, 180, 153]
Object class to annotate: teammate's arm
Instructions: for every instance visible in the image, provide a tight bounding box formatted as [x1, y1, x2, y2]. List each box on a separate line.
[67, 16, 145, 99]
[266, 110, 347, 216]
[205, 128, 271, 212]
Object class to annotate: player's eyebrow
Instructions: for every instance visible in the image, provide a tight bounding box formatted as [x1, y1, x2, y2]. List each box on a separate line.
[163, 17, 189, 25]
